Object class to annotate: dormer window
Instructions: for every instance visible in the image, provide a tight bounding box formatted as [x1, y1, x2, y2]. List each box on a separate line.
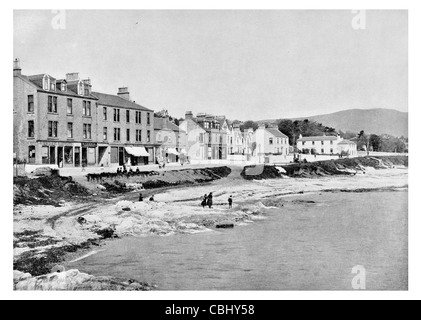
[43, 75, 50, 91]
[50, 82, 56, 91]
[78, 81, 84, 96]
[61, 83, 66, 91]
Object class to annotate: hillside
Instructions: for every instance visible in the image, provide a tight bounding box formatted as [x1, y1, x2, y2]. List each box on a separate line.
[292, 109, 408, 137]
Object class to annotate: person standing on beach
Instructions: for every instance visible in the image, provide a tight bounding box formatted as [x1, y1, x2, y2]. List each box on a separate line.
[201, 194, 208, 208]
[228, 195, 233, 209]
[138, 193, 144, 202]
[207, 192, 213, 208]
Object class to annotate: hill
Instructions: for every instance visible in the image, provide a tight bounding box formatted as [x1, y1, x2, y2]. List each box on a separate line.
[267, 109, 407, 137]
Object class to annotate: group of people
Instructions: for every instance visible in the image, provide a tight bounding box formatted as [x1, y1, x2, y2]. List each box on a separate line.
[138, 193, 154, 202]
[201, 193, 233, 209]
[116, 165, 141, 175]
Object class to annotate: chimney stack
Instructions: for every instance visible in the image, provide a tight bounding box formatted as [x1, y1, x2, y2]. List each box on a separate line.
[13, 58, 21, 76]
[66, 73, 80, 81]
[185, 111, 193, 120]
[117, 87, 130, 101]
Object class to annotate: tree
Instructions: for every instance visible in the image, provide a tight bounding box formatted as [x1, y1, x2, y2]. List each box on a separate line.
[369, 134, 382, 152]
[240, 120, 259, 131]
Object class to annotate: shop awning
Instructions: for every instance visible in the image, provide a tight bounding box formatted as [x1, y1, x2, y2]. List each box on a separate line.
[167, 148, 180, 155]
[125, 147, 150, 157]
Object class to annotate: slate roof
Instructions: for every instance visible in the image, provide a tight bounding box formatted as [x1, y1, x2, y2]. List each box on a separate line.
[18, 74, 98, 100]
[338, 139, 357, 145]
[92, 91, 153, 112]
[154, 117, 185, 132]
[266, 128, 289, 139]
[297, 135, 339, 142]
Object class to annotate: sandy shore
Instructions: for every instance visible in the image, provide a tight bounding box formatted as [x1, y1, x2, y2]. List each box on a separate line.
[13, 161, 408, 290]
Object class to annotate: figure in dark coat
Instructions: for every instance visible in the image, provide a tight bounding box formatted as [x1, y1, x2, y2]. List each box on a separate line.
[207, 192, 213, 208]
[138, 193, 144, 202]
[201, 194, 208, 208]
[228, 195, 233, 209]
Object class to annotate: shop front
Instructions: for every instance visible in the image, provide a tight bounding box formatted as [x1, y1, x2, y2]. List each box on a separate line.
[124, 146, 150, 166]
[37, 141, 82, 167]
[81, 142, 97, 167]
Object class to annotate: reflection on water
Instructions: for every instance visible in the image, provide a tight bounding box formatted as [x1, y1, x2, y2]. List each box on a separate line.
[69, 191, 408, 290]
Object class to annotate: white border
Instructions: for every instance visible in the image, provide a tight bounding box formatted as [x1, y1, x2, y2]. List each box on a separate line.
[2, 0, 419, 300]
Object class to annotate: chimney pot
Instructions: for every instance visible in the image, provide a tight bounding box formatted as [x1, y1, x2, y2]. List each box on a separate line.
[13, 58, 22, 76]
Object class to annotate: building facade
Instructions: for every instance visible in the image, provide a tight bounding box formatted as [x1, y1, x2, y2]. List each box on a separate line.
[93, 88, 156, 166]
[254, 125, 290, 157]
[337, 140, 358, 156]
[13, 61, 100, 167]
[154, 116, 186, 163]
[297, 134, 344, 155]
[179, 111, 228, 161]
[13, 60, 155, 167]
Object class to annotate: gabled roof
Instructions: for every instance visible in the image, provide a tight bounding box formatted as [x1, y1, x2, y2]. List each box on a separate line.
[17, 74, 98, 100]
[266, 128, 289, 139]
[154, 117, 185, 132]
[92, 91, 152, 112]
[338, 139, 357, 145]
[298, 135, 339, 142]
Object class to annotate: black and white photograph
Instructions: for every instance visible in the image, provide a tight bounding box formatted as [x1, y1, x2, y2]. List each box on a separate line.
[4, 2, 419, 302]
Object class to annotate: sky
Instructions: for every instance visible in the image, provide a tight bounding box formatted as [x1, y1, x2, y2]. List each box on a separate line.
[14, 10, 408, 121]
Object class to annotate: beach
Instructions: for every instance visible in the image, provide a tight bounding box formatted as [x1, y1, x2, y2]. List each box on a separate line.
[13, 157, 408, 290]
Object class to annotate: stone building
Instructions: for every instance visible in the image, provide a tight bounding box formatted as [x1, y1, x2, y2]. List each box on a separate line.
[93, 88, 156, 166]
[13, 59, 155, 167]
[13, 60, 99, 167]
[179, 111, 228, 160]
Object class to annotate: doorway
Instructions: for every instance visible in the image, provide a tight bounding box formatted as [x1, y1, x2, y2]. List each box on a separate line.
[58, 147, 63, 168]
[49, 146, 56, 165]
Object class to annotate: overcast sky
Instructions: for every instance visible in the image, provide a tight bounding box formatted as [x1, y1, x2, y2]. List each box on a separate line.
[14, 10, 408, 121]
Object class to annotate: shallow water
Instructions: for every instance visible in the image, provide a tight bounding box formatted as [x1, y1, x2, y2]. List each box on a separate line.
[68, 190, 408, 290]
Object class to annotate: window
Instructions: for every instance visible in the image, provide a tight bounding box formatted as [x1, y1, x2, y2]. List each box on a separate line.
[277, 138, 280, 144]
[28, 121, 34, 138]
[28, 95, 34, 113]
[28, 146, 36, 164]
[136, 111, 141, 124]
[312, 141, 315, 146]
[126, 110, 130, 123]
[330, 140, 334, 145]
[330, 148, 334, 154]
[83, 124, 91, 139]
[67, 122, 73, 138]
[103, 107, 107, 120]
[114, 128, 121, 141]
[67, 99, 73, 114]
[64, 146, 73, 164]
[61, 83, 66, 92]
[269, 138, 273, 145]
[78, 81, 84, 95]
[84, 88, 90, 96]
[114, 109, 120, 122]
[83, 101, 91, 116]
[204, 122, 209, 129]
[103, 127, 107, 140]
[48, 121, 58, 138]
[147, 130, 151, 142]
[126, 129, 130, 142]
[43, 75, 50, 90]
[321, 149, 325, 154]
[136, 129, 142, 142]
[48, 96, 57, 113]
[87, 101, 91, 116]
[50, 82, 56, 91]
[147, 113, 150, 125]
[200, 133, 204, 143]
[321, 141, 325, 145]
